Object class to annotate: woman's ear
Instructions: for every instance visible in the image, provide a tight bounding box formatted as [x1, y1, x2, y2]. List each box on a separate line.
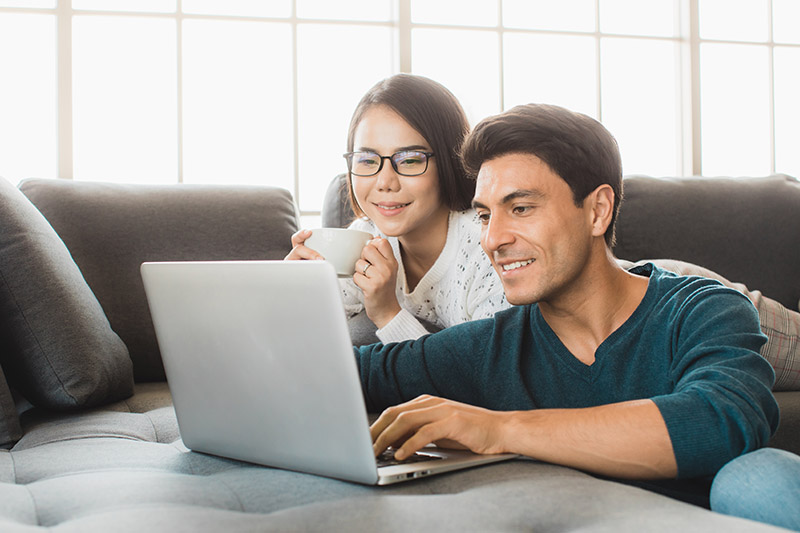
[588, 184, 614, 238]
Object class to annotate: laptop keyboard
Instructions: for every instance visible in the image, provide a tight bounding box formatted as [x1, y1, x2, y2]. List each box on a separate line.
[376, 449, 444, 467]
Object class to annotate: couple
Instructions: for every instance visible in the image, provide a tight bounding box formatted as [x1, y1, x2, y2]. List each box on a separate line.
[287, 74, 800, 531]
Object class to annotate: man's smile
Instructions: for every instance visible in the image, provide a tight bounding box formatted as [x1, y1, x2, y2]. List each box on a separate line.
[498, 258, 535, 272]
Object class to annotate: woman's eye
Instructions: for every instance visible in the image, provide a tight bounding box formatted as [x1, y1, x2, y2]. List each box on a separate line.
[358, 155, 378, 165]
[396, 154, 422, 166]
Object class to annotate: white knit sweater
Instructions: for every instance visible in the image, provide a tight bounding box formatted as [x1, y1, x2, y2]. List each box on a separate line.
[341, 210, 509, 343]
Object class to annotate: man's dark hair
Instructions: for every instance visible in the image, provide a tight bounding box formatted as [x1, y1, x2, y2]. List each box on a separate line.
[346, 74, 473, 216]
[461, 104, 623, 247]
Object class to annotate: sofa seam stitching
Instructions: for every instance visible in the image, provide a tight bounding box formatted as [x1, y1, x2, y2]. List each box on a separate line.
[9, 448, 18, 484]
[213, 475, 246, 513]
[24, 481, 41, 527]
[144, 411, 160, 443]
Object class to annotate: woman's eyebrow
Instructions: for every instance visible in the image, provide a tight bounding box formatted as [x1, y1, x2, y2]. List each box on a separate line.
[397, 145, 430, 152]
[354, 144, 430, 153]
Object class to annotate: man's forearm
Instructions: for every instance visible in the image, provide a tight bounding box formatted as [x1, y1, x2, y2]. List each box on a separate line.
[500, 399, 677, 479]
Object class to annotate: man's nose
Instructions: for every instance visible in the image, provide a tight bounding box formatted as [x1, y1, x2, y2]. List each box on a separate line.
[481, 213, 513, 253]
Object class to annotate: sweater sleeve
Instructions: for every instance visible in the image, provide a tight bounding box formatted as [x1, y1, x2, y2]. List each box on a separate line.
[339, 218, 378, 318]
[375, 308, 431, 343]
[650, 286, 779, 479]
[355, 319, 493, 412]
[339, 277, 364, 319]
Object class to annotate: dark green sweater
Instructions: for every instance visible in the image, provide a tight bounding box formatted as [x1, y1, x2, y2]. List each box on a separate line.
[355, 264, 779, 479]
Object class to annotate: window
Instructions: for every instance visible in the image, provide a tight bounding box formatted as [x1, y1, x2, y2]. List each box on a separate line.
[1, 0, 798, 226]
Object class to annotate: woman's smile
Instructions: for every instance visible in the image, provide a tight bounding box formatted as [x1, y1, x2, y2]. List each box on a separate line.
[373, 201, 411, 216]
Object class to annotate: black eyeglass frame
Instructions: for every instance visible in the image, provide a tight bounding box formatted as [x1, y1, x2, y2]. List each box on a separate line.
[343, 150, 435, 177]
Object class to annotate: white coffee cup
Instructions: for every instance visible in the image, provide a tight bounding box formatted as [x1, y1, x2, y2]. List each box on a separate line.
[304, 228, 373, 277]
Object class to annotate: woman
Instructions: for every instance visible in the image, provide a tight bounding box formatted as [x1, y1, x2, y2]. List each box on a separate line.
[286, 74, 508, 343]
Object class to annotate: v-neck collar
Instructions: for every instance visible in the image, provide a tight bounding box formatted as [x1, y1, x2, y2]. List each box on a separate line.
[531, 263, 657, 380]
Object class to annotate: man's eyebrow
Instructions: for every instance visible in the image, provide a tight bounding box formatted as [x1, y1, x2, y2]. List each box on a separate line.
[472, 189, 546, 210]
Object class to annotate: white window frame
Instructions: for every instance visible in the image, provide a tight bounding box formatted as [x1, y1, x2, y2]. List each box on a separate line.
[1, 0, 797, 219]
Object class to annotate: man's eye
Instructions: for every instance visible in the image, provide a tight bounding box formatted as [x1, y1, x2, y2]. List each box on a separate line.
[513, 206, 532, 215]
[476, 212, 490, 224]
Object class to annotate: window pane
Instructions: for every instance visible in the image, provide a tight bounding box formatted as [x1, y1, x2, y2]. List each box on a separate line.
[182, 20, 293, 188]
[600, 0, 677, 37]
[699, 0, 768, 42]
[504, 33, 597, 117]
[297, 0, 391, 21]
[73, 0, 176, 13]
[182, 0, 290, 18]
[774, 47, 800, 178]
[773, 0, 800, 44]
[296, 24, 393, 212]
[412, 28, 500, 126]
[700, 43, 770, 176]
[411, 0, 498, 27]
[72, 16, 178, 183]
[0, 13, 56, 183]
[502, 0, 594, 32]
[601, 38, 679, 176]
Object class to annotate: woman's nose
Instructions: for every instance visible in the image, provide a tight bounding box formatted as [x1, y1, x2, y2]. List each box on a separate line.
[374, 160, 400, 191]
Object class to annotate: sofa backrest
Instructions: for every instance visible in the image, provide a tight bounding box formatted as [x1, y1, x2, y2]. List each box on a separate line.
[20, 179, 300, 382]
[615, 175, 799, 311]
[322, 173, 799, 311]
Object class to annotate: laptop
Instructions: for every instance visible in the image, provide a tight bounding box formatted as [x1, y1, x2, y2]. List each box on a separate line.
[140, 260, 516, 485]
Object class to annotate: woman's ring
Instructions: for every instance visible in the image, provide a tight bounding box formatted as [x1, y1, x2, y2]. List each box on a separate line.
[362, 262, 371, 275]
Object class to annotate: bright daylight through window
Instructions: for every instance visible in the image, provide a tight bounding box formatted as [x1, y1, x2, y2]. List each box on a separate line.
[0, 0, 798, 225]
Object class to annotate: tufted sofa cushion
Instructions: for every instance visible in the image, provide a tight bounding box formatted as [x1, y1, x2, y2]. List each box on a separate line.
[0, 383, 784, 532]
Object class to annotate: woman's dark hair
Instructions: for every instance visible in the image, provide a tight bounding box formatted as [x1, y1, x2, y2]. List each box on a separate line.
[345, 74, 473, 217]
[460, 103, 624, 247]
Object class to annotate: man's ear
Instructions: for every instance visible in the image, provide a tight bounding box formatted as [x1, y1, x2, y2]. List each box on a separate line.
[588, 184, 614, 238]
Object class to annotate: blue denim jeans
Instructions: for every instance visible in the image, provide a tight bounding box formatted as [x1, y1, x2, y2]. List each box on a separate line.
[710, 448, 800, 531]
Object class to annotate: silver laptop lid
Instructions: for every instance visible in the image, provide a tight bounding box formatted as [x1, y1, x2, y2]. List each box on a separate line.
[141, 260, 379, 484]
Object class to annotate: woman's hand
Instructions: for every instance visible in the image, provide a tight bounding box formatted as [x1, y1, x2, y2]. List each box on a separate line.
[284, 229, 324, 261]
[353, 237, 401, 328]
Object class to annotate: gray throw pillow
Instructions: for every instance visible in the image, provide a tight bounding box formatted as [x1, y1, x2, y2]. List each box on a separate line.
[0, 177, 134, 410]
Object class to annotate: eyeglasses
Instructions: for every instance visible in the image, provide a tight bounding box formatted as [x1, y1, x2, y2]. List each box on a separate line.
[343, 150, 434, 177]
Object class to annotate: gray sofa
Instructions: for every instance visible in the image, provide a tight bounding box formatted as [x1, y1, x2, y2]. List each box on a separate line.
[0, 174, 797, 532]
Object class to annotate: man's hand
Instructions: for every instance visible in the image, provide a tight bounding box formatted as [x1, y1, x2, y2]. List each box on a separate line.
[370, 395, 510, 460]
[370, 395, 678, 479]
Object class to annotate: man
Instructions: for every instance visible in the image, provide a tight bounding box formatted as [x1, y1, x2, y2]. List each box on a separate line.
[354, 104, 785, 518]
